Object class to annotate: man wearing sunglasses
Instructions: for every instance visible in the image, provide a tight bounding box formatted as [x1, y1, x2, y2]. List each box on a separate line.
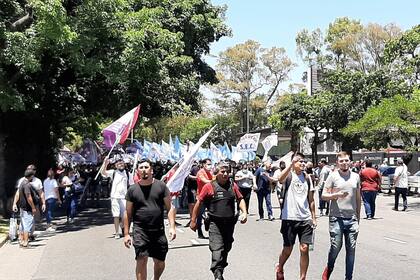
[321, 152, 361, 280]
[123, 159, 176, 280]
[190, 162, 247, 280]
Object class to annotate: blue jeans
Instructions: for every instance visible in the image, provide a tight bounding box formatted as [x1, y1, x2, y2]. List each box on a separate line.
[46, 198, 57, 224]
[327, 217, 359, 280]
[362, 191, 377, 218]
[65, 193, 78, 220]
[257, 189, 273, 218]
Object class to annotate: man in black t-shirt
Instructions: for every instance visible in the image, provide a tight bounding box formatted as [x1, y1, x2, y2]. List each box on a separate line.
[123, 159, 176, 280]
[17, 169, 37, 248]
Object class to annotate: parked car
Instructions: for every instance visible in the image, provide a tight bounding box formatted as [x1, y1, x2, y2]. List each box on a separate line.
[379, 166, 396, 192]
[408, 171, 420, 194]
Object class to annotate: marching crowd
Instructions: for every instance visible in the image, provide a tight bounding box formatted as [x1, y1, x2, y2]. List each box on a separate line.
[9, 151, 410, 280]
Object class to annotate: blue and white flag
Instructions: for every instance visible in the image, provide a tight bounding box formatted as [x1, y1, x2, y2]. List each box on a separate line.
[167, 126, 217, 192]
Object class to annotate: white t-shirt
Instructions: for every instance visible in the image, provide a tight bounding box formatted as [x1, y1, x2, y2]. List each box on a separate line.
[394, 164, 408, 188]
[16, 177, 43, 191]
[281, 172, 314, 221]
[105, 169, 134, 199]
[44, 178, 59, 200]
[235, 170, 254, 188]
[317, 166, 331, 189]
[273, 169, 282, 190]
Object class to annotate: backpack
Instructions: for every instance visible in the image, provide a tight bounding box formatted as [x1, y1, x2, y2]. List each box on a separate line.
[279, 172, 312, 214]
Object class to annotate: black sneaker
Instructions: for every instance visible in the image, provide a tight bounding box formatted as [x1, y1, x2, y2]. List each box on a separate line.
[184, 221, 191, 228]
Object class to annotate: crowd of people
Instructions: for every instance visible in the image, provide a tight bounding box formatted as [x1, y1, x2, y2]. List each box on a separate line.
[9, 151, 410, 280]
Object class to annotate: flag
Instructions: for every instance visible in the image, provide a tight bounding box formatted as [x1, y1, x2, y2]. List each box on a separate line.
[261, 134, 278, 162]
[222, 142, 232, 160]
[173, 136, 181, 160]
[272, 151, 294, 168]
[236, 133, 261, 152]
[102, 105, 140, 148]
[167, 125, 217, 192]
[143, 140, 152, 159]
[210, 142, 223, 163]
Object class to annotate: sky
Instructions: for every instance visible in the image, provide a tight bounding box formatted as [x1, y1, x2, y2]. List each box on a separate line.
[202, 0, 420, 102]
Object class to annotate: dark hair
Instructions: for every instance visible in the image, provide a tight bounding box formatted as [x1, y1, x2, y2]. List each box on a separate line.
[213, 162, 230, 175]
[202, 158, 211, 164]
[24, 169, 36, 178]
[365, 161, 373, 168]
[138, 159, 153, 168]
[26, 164, 37, 171]
[294, 152, 304, 159]
[336, 151, 349, 160]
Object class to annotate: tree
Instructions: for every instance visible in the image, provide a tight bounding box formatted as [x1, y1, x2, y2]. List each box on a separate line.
[0, 0, 230, 215]
[212, 40, 295, 133]
[343, 91, 420, 150]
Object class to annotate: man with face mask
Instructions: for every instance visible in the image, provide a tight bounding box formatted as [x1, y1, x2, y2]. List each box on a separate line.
[123, 159, 176, 280]
[102, 157, 134, 239]
[190, 162, 248, 280]
[321, 152, 361, 280]
[234, 163, 254, 213]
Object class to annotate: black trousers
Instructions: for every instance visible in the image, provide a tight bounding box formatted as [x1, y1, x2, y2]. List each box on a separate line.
[239, 187, 252, 213]
[394, 187, 408, 209]
[209, 219, 236, 274]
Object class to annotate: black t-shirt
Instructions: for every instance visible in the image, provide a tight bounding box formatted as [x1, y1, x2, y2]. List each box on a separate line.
[18, 180, 34, 212]
[126, 179, 170, 230]
[187, 165, 200, 190]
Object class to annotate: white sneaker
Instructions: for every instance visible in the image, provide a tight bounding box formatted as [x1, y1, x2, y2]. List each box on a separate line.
[46, 227, 56, 232]
[114, 233, 121, 239]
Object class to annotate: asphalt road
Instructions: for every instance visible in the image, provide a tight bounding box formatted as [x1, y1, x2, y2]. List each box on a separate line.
[1, 192, 419, 280]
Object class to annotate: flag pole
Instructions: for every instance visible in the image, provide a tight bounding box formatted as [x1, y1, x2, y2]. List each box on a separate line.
[94, 135, 121, 180]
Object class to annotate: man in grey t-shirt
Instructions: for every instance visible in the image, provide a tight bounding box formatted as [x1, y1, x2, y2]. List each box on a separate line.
[321, 152, 361, 280]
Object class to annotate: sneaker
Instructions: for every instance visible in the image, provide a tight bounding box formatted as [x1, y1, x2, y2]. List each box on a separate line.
[275, 263, 284, 280]
[402, 206, 407, 211]
[114, 233, 121, 239]
[392, 207, 398, 211]
[184, 221, 191, 228]
[46, 226, 56, 232]
[269, 215, 275, 221]
[256, 217, 264, 221]
[322, 266, 331, 280]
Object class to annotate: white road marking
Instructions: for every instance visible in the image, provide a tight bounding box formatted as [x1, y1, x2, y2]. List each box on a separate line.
[176, 228, 184, 233]
[191, 239, 200, 245]
[384, 237, 407, 244]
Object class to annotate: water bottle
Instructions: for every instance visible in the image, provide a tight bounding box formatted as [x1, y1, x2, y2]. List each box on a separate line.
[309, 230, 315, 251]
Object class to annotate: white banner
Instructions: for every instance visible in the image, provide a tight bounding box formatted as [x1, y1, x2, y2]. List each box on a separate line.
[261, 134, 278, 162]
[236, 133, 261, 152]
[272, 151, 294, 168]
[167, 126, 217, 192]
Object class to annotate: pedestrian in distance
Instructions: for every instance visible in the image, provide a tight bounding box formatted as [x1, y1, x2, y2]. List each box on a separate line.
[190, 162, 248, 280]
[317, 158, 331, 216]
[359, 160, 381, 219]
[123, 159, 176, 280]
[275, 152, 316, 280]
[321, 151, 362, 280]
[234, 163, 254, 213]
[43, 168, 62, 231]
[195, 158, 214, 239]
[254, 160, 276, 221]
[393, 158, 408, 211]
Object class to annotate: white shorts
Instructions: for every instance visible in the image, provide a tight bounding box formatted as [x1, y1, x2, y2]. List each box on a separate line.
[111, 198, 126, 218]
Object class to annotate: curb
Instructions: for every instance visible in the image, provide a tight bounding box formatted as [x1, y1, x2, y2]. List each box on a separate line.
[0, 234, 8, 248]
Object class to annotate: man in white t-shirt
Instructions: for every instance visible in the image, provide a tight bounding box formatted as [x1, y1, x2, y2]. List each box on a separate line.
[102, 158, 134, 238]
[235, 163, 255, 213]
[393, 159, 408, 211]
[275, 153, 316, 280]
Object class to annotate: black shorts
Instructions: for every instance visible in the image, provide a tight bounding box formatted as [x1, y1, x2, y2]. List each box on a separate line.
[280, 220, 313, 247]
[187, 186, 197, 204]
[133, 227, 168, 261]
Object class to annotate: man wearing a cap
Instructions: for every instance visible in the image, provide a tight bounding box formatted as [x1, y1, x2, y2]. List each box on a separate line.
[393, 158, 408, 211]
